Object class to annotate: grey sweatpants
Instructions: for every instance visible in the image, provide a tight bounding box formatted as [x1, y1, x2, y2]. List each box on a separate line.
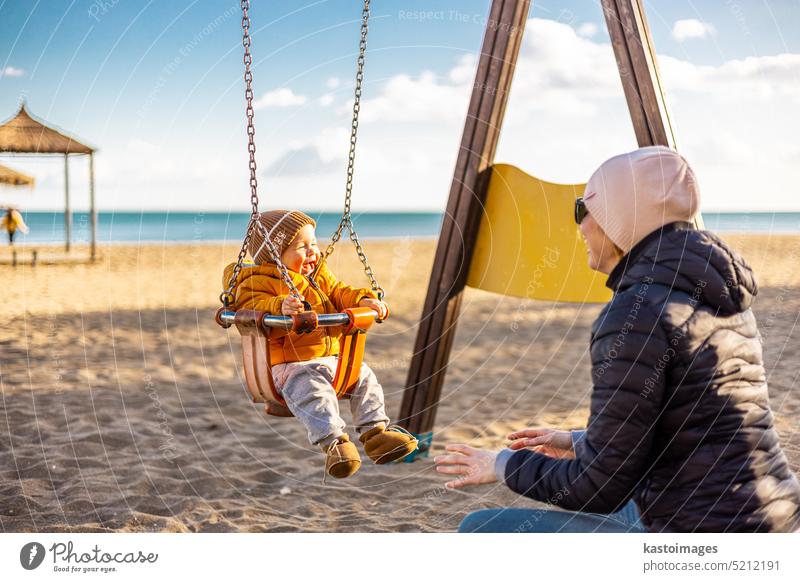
[272, 356, 390, 446]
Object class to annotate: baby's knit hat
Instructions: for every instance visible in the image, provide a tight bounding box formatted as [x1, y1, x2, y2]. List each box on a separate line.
[248, 210, 316, 264]
[583, 146, 701, 253]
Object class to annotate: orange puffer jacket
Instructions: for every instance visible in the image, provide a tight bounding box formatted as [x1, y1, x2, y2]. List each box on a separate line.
[222, 261, 378, 365]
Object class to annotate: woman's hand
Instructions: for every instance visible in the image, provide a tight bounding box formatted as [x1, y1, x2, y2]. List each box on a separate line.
[507, 428, 575, 459]
[434, 444, 498, 490]
[358, 297, 388, 320]
[281, 295, 306, 315]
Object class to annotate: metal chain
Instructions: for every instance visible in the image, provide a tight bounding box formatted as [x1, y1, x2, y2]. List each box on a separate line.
[221, 0, 301, 307]
[320, 0, 384, 300]
[350, 227, 383, 298]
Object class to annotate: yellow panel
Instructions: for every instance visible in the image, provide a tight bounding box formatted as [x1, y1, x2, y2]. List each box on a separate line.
[467, 164, 612, 303]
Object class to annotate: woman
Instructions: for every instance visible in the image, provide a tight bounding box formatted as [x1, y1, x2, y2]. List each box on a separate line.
[1, 206, 29, 245]
[435, 146, 800, 533]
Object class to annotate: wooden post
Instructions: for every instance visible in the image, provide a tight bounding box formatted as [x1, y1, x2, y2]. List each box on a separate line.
[601, 0, 702, 228]
[89, 152, 97, 261]
[64, 153, 72, 252]
[398, 0, 531, 451]
[601, 0, 676, 148]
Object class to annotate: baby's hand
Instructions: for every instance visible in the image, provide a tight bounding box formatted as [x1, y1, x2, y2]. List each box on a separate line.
[282, 295, 306, 315]
[359, 297, 389, 320]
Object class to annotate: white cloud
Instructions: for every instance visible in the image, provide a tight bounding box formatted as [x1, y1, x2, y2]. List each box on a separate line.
[253, 87, 307, 109]
[310, 126, 350, 163]
[1, 66, 25, 77]
[126, 138, 160, 155]
[265, 145, 340, 176]
[261, 17, 800, 212]
[659, 53, 800, 102]
[326, 77, 341, 89]
[448, 54, 477, 84]
[357, 19, 621, 126]
[356, 70, 470, 124]
[672, 19, 716, 42]
[319, 93, 335, 107]
[39, 17, 791, 213]
[577, 22, 598, 38]
[265, 126, 349, 177]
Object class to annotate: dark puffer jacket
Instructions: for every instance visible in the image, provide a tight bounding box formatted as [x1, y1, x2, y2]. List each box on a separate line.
[504, 221, 800, 532]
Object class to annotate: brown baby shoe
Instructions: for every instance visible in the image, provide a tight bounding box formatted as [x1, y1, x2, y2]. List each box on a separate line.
[359, 424, 418, 464]
[324, 434, 362, 479]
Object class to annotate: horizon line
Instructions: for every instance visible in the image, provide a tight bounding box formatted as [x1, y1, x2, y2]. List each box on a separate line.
[10, 208, 800, 214]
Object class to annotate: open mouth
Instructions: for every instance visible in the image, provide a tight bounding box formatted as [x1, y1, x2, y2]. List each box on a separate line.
[302, 258, 317, 273]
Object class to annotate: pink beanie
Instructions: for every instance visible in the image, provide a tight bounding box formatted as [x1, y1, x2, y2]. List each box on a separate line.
[583, 146, 701, 253]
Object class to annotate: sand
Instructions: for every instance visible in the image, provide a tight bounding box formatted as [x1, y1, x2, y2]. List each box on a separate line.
[1, 234, 799, 532]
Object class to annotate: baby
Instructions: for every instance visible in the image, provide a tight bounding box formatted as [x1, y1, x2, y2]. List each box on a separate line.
[224, 210, 417, 478]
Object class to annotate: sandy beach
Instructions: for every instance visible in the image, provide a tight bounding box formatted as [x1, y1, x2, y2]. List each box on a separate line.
[1, 234, 799, 532]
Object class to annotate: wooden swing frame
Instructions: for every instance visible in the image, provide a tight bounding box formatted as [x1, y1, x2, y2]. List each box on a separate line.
[398, 0, 689, 458]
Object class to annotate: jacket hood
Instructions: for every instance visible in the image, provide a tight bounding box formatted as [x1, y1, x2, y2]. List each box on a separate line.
[607, 222, 758, 315]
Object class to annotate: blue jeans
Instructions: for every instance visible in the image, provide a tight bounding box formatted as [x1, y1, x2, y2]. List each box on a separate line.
[459, 500, 646, 533]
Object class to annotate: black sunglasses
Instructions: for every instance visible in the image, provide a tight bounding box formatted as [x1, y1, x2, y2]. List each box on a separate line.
[574, 197, 588, 225]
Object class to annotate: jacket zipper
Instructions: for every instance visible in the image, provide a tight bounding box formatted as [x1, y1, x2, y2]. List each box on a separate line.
[305, 274, 333, 357]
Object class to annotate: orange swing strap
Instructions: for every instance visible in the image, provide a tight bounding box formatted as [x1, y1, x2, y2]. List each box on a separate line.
[331, 308, 376, 397]
[222, 307, 377, 417]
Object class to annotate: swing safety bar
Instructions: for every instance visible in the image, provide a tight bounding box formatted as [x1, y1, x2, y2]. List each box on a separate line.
[215, 307, 381, 332]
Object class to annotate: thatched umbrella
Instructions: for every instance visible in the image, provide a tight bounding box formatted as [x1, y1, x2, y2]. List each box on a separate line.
[0, 163, 35, 187]
[0, 102, 97, 258]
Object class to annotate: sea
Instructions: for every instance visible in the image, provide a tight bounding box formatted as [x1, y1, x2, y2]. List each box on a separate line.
[9, 211, 800, 244]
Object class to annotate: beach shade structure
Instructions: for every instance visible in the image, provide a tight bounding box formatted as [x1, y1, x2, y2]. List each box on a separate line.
[397, 0, 703, 459]
[0, 102, 97, 259]
[0, 163, 35, 187]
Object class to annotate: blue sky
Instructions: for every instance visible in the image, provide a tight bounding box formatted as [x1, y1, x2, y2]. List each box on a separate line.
[1, 0, 799, 211]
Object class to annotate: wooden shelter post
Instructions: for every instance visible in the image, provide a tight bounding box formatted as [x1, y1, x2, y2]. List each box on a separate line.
[64, 153, 71, 252]
[398, 0, 531, 450]
[89, 152, 97, 261]
[399, 0, 686, 456]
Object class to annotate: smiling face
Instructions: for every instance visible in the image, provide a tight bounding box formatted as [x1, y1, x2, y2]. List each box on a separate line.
[281, 224, 320, 275]
[579, 213, 624, 275]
